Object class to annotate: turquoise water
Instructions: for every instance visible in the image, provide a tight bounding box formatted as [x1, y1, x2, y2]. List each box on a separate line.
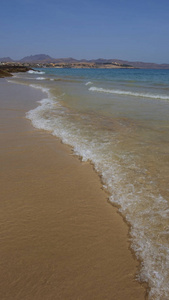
[10, 68, 169, 299]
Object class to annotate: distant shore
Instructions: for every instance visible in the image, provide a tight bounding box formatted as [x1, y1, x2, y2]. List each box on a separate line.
[1, 58, 169, 76]
[1, 54, 169, 69]
[0, 62, 134, 78]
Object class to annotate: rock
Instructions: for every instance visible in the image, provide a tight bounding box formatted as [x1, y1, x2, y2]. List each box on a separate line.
[0, 65, 33, 78]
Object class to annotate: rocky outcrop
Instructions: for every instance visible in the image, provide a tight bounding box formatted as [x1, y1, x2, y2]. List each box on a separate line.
[0, 65, 32, 78]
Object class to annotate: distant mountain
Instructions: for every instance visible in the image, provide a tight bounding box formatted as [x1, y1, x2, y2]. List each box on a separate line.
[0, 57, 14, 62]
[89, 58, 169, 69]
[19, 54, 79, 64]
[1, 54, 169, 69]
[19, 54, 55, 63]
[52, 57, 78, 63]
[111, 59, 169, 69]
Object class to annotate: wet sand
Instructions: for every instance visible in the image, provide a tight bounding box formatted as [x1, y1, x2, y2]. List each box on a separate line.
[0, 79, 146, 299]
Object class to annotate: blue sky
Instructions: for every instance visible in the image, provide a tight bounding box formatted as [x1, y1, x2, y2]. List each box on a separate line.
[1, 0, 169, 63]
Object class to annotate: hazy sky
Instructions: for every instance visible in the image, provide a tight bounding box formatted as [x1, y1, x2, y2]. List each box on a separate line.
[1, 0, 169, 63]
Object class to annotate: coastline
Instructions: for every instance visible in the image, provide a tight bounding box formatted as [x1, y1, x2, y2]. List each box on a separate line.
[0, 79, 146, 299]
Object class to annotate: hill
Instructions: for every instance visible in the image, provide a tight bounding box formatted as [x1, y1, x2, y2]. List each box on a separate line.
[0, 57, 14, 62]
[1, 54, 169, 69]
[19, 54, 55, 63]
[89, 58, 169, 69]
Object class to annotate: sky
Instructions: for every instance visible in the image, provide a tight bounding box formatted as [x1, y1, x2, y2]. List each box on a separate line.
[1, 0, 169, 63]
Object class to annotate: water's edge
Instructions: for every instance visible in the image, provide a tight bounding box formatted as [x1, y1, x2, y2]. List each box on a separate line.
[24, 81, 148, 298]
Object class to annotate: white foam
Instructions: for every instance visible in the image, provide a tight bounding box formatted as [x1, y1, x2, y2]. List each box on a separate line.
[36, 77, 46, 80]
[28, 70, 45, 74]
[85, 81, 93, 85]
[29, 84, 50, 95]
[26, 83, 169, 299]
[89, 86, 169, 100]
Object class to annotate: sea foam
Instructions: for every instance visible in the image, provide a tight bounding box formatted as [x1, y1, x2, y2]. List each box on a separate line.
[28, 70, 45, 75]
[85, 81, 93, 85]
[89, 86, 169, 100]
[25, 78, 169, 300]
[36, 77, 46, 80]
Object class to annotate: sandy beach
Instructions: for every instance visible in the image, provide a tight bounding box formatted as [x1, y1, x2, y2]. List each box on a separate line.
[0, 79, 146, 299]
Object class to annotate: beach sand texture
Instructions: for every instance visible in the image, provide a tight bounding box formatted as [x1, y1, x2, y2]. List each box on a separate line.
[0, 80, 146, 299]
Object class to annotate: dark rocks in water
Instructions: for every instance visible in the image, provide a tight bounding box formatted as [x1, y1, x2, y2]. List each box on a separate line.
[0, 65, 32, 78]
[0, 69, 12, 78]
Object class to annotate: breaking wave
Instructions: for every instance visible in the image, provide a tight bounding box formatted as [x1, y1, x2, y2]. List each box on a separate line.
[89, 86, 169, 100]
[28, 70, 45, 75]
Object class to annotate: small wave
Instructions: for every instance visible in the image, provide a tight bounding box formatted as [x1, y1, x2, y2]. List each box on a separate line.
[89, 86, 169, 100]
[27, 82, 169, 299]
[85, 81, 93, 86]
[36, 77, 46, 80]
[29, 84, 50, 96]
[28, 70, 45, 74]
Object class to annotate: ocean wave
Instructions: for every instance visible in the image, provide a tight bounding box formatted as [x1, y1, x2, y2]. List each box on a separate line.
[26, 83, 169, 299]
[85, 81, 93, 85]
[89, 86, 169, 100]
[29, 84, 50, 95]
[28, 70, 45, 74]
[36, 77, 46, 80]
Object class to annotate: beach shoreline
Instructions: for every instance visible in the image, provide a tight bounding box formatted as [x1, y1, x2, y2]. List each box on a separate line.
[0, 79, 146, 299]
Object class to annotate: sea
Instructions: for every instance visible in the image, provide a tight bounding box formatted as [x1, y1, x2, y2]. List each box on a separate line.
[9, 68, 169, 299]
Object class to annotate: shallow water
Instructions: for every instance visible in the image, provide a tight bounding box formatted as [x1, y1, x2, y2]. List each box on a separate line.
[10, 68, 169, 299]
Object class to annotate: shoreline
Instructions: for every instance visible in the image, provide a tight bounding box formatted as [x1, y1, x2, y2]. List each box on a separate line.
[0, 79, 147, 299]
